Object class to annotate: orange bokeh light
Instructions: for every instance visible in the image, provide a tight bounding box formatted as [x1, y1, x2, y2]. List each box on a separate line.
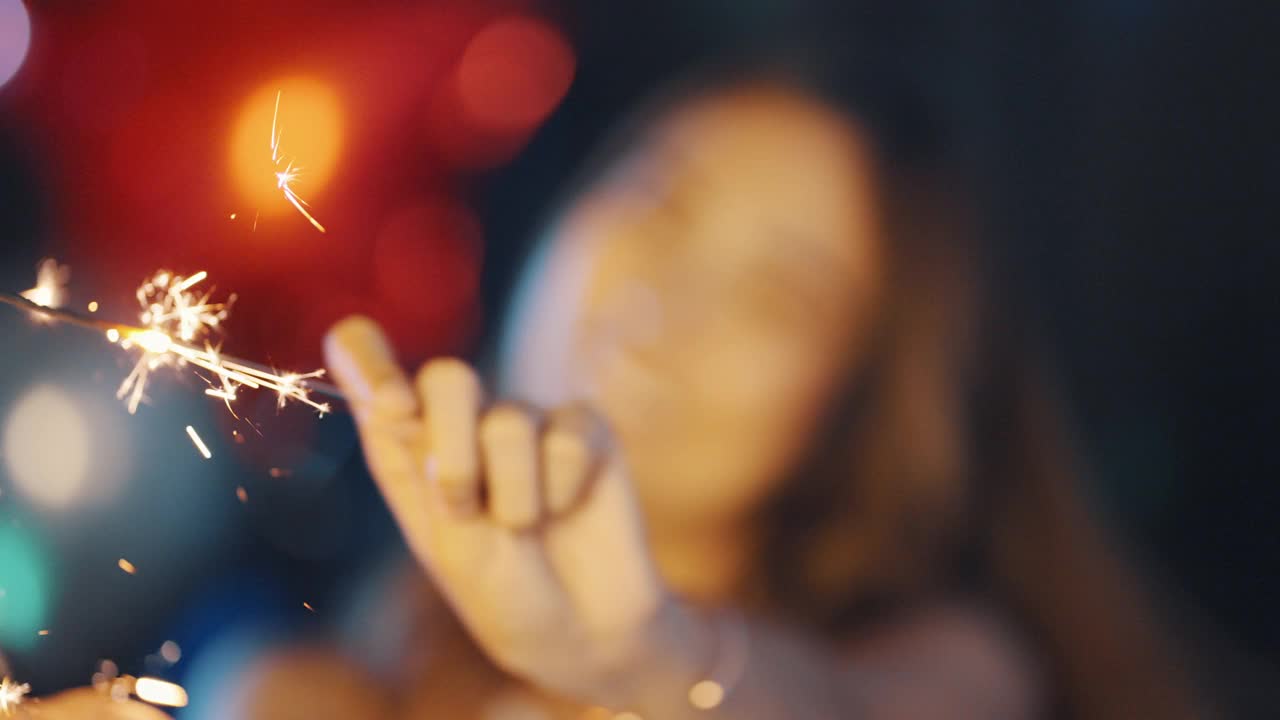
[230, 78, 343, 216]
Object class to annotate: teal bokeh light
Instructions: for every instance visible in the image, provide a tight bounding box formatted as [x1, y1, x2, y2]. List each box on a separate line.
[0, 522, 53, 650]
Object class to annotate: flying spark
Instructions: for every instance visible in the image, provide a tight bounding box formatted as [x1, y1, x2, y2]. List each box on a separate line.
[0, 677, 30, 716]
[272, 91, 326, 233]
[186, 425, 212, 459]
[118, 558, 137, 575]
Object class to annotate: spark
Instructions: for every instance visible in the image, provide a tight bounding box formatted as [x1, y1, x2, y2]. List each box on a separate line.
[186, 425, 212, 459]
[36, 629, 49, 636]
[118, 557, 137, 575]
[88, 300, 99, 312]
[113, 269, 331, 416]
[20, 258, 69, 321]
[0, 676, 30, 716]
[271, 91, 326, 233]
[235, 486, 248, 502]
[302, 602, 315, 612]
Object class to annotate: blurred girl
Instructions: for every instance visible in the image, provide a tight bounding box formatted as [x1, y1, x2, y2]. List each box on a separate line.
[315, 56, 1204, 719]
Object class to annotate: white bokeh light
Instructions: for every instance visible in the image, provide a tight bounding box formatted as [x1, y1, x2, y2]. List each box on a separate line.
[4, 385, 91, 509]
[0, 0, 32, 89]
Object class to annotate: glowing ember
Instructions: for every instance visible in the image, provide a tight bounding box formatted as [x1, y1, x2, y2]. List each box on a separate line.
[36, 630, 49, 636]
[118, 558, 137, 575]
[19, 258, 69, 320]
[272, 91, 326, 233]
[235, 486, 248, 502]
[302, 602, 315, 612]
[0, 676, 30, 716]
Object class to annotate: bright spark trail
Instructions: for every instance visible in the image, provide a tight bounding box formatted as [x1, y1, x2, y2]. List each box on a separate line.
[272, 91, 327, 233]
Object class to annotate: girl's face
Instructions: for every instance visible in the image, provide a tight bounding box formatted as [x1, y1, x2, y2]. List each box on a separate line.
[502, 85, 884, 531]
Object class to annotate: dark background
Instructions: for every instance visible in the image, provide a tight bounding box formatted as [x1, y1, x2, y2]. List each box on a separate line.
[0, 1, 1277, 715]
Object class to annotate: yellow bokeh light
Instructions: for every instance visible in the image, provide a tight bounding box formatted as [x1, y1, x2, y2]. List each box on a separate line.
[230, 78, 342, 214]
[3, 385, 90, 509]
[688, 680, 725, 709]
[134, 677, 188, 707]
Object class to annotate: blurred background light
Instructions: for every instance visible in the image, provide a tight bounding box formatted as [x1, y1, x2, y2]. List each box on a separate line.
[60, 27, 149, 134]
[3, 385, 90, 510]
[134, 676, 188, 707]
[230, 78, 343, 215]
[0, 0, 31, 90]
[0, 523, 54, 651]
[456, 16, 575, 133]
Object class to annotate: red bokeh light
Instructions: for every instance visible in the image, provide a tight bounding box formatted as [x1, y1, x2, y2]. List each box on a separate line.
[455, 16, 576, 133]
[5, 1, 565, 374]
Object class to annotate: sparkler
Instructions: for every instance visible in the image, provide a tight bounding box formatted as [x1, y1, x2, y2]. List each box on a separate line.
[114, 269, 333, 416]
[0, 676, 30, 716]
[0, 267, 341, 416]
[272, 91, 326, 233]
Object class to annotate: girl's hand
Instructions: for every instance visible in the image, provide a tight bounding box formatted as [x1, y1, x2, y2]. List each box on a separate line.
[13, 688, 171, 719]
[324, 317, 706, 705]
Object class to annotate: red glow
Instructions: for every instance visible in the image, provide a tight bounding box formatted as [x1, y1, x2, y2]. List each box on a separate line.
[60, 27, 149, 134]
[373, 199, 484, 360]
[455, 16, 575, 133]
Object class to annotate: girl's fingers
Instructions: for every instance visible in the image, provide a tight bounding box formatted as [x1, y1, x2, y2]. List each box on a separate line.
[323, 315, 416, 417]
[480, 403, 543, 530]
[416, 358, 483, 516]
[27, 688, 174, 720]
[324, 317, 433, 556]
[542, 405, 610, 516]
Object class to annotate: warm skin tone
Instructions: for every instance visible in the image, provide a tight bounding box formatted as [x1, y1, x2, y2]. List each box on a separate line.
[325, 85, 1039, 719]
[8, 688, 171, 720]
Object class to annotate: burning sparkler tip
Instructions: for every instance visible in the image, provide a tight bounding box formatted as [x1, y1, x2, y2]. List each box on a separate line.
[20, 258, 70, 322]
[0, 676, 31, 715]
